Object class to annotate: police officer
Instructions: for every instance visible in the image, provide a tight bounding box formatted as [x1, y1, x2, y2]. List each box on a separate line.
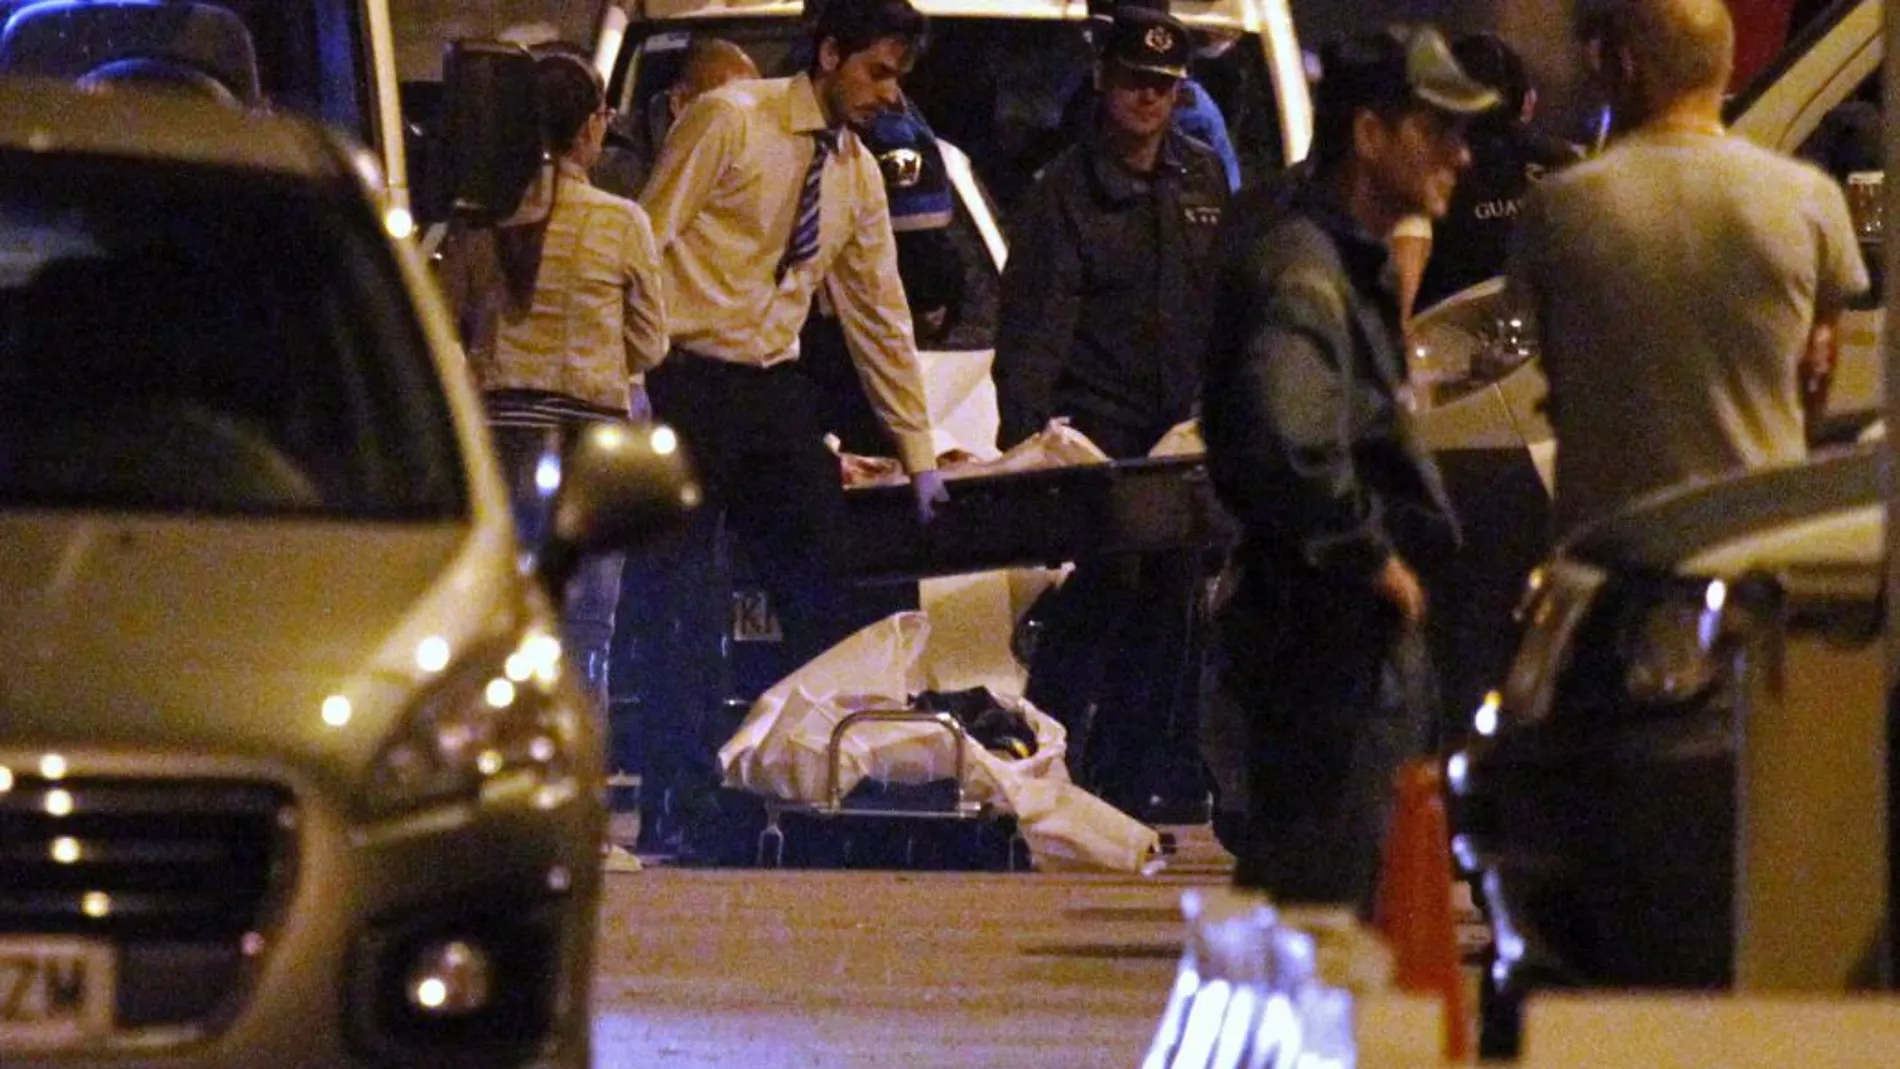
[1411, 32, 1581, 312]
[992, 4, 1230, 818]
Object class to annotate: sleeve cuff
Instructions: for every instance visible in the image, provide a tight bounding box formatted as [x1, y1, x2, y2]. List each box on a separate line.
[894, 433, 939, 474]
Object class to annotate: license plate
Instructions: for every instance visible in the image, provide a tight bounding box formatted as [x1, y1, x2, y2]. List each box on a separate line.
[0, 938, 114, 1047]
[730, 588, 783, 642]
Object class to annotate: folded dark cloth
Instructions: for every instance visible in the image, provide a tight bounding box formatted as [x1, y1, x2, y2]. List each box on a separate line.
[912, 687, 1039, 759]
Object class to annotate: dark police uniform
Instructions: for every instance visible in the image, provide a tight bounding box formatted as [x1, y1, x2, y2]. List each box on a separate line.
[1415, 121, 1580, 311]
[993, 128, 1228, 456]
[991, 7, 1231, 817]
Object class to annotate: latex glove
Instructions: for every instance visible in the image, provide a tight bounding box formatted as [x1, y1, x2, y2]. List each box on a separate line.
[911, 468, 950, 524]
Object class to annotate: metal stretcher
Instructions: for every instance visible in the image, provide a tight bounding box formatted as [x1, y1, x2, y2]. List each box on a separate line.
[752, 708, 1016, 868]
[750, 458, 1235, 867]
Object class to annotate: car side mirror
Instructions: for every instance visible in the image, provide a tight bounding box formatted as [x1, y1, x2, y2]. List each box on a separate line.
[1846, 171, 1885, 311]
[538, 421, 702, 598]
[417, 40, 542, 226]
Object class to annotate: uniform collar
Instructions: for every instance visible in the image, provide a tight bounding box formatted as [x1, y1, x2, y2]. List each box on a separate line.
[1086, 129, 1189, 203]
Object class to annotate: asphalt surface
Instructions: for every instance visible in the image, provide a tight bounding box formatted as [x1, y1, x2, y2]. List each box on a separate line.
[590, 825, 1235, 1068]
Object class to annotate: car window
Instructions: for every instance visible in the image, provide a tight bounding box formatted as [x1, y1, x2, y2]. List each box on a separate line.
[0, 0, 372, 145]
[0, 154, 465, 518]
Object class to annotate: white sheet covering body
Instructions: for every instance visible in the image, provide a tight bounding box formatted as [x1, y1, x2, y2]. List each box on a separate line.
[717, 611, 1164, 873]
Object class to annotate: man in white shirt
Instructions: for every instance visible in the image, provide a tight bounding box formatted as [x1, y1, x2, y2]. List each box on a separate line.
[1509, 0, 1867, 538]
[633, 0, 948, 855]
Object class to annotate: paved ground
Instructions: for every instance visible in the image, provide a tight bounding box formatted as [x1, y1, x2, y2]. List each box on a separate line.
[590, 825, 1234, 1068]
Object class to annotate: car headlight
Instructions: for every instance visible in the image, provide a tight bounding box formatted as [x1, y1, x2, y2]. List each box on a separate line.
[1492, 560, 1605, 727]
[1618, 577, 1735, 704]
[366, 630, 584, 815]
[1503, 569, 1767, 729]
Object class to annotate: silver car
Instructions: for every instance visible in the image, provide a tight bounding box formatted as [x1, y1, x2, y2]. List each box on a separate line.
[0, 81, 694, 1066]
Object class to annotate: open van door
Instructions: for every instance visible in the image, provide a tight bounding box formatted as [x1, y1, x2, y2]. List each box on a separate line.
[415, 40, 542, 228]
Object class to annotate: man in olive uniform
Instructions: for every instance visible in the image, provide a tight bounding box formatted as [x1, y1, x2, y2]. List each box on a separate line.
[991, 5, 1230, 818]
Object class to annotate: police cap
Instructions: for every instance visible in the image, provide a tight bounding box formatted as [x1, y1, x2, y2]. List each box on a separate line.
[1102, 7, 1191, 81]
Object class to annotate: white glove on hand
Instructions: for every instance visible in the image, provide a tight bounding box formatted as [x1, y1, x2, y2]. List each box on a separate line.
[910, 469, 950, 524]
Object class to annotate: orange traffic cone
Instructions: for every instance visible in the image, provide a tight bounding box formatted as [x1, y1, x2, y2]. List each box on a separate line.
[1374, 757, 1470, 1062]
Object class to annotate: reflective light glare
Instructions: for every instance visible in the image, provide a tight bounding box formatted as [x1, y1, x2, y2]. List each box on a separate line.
[1446, 752, 1469, 794]
[1258, 994, 1306, 1066]
[485, 679, 517, 709]
[1172, 979, 1232, 1069]
[0, 766, 12, 793]
[1208, 986, 1260, 1069]
[81, 892, 110, 918]
[504, 651, 534, 683]
[1473, 691, 1501, 737]
[525, 634, 562, 684]
[548, 865, 572, 892]
[681, 484, 703, 509]
[529, 736, 556, 763]
[595, 424, 627, 451]
[650, 425, 678, 455]
[50, 837, 79, 864]
[416, 636, 451, 673]
[1142, 966, 1203, 1069]
[384, 207, 415, 240]
[242, 932, 266, 956]
[477, 750, 504, 776]
[45, 789, 73, 817]
[406, 939, 494, 1015]
[322, 695, 353, 727]
[534, 453, 563, 496]
[1705, 579, 1728, 613]
[1451, 833, 1480, 871]
[39, 754, 66, 780]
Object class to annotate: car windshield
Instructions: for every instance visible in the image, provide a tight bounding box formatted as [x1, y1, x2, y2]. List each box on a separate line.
[611, 16, 1283, 217]
[0, 0, 372, 145]
[0, 153, 465, 518]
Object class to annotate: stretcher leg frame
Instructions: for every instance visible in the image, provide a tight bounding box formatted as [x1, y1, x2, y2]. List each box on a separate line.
[755, 709, 1023, 868]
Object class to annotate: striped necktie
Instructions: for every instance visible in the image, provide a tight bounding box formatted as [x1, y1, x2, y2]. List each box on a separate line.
[776, 128, 839, 282]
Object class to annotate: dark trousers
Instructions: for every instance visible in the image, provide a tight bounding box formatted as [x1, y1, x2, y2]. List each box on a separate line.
[491, 425, 625, 720]
[1215, 565, 1437, 914]
[630, 351, 851, 811]
[1024, 550, 1204, 816]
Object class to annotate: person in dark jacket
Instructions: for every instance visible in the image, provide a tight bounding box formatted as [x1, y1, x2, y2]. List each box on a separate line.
[993, 5, 1228, 456]
[1201, 24, 1491, 910]
[992, 5, 1230, 818]
[1409, 31, 1583, 313]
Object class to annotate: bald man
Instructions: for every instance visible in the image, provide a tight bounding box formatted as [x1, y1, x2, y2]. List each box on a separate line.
[592, 37, 759, 200]
[666, 38, 759, 124]
[1507, 0, 1868, 537]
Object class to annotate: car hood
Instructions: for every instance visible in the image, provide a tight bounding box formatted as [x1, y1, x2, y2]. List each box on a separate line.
[0, 511, 527, 791]
[1564, 445, 1882, 576]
